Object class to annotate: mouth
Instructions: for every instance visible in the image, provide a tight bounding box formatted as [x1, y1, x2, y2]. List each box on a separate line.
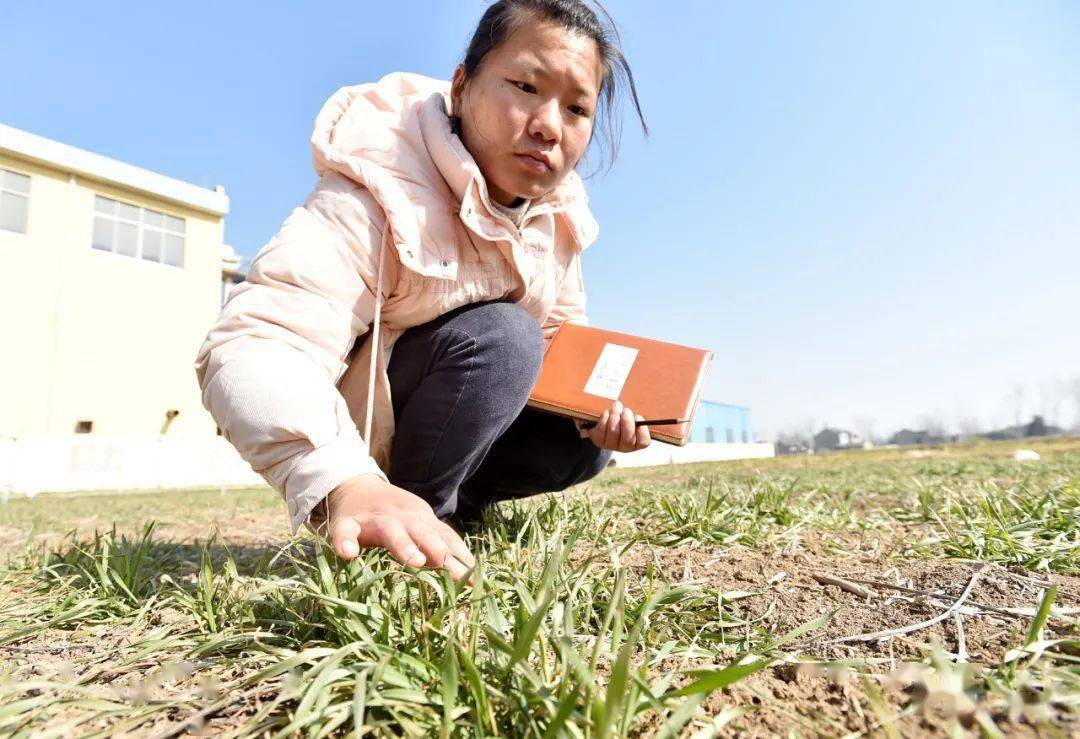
[514, 152, 552, 174]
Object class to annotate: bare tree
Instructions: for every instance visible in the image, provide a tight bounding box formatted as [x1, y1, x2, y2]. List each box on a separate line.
[917, 413, 947, 440]
[1038, 380, 1066, 429]
[957, 414, 982, 440]
[853, 415, 876, 444]
[777, 428, 808, 446]
[1072, 376, 1080, 432]
[952, 402, 981, 440]
[1010, 383, 1026, 428]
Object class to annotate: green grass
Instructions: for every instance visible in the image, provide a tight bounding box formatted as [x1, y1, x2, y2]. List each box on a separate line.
[0, 438, 1077, 736]
[0, 485, 280, 542]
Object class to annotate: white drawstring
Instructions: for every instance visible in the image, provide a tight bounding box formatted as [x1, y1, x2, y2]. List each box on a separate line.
[363, 226, 391, 450]
[322, 225, 390, 535]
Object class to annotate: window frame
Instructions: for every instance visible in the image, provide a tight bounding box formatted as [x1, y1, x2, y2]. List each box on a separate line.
[0, 167, 31, 236]
[90, 194, 186, 268]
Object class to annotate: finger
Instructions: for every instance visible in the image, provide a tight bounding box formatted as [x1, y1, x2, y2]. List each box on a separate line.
[635, 413, 651, 449]
[330, 516, 362, 560]
[373, 517, 426, 568]
[438, 521, 477, 569]
[410, 523, 467, 580]
[437, 526, 476, 585]
[591, 410, 609, 445]
[620, 407, 636, 451]
[440, 548, 472, 582]
[606, 401, 622, 443]
[591, 409, 610, 448]
[408, 524, 456, 573]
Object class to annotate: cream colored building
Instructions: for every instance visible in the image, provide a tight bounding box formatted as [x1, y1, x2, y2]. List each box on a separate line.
[0, 123, 237, 440]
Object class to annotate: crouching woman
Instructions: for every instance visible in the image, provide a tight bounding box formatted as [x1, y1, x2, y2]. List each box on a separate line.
[195, 0, 649, 580]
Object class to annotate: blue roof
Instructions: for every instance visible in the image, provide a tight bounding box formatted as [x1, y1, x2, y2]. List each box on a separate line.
[699, 399, 750, 412]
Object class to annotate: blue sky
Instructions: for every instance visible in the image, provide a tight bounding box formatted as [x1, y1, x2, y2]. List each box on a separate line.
[5, 1, 1079, 439]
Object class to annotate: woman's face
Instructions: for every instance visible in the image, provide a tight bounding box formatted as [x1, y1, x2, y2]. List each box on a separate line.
[452, 20, 602, 206]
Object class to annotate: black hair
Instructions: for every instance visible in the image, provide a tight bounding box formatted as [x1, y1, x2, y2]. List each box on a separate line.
[451, 0, 648, 174]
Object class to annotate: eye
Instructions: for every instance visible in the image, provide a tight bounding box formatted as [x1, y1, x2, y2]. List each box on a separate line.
[569, 105, 590, 118]
[511, 80, 538, 94]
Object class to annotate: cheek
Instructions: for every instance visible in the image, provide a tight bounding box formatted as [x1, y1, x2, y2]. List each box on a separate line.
[493, 98, 528, 146]
[473, 88, 524, 144]
[563, 125, 593, 166]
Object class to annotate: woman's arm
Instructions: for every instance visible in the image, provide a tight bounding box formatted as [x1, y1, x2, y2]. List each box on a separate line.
[195, 173, 476, 579]
[194, 172, 392, 533]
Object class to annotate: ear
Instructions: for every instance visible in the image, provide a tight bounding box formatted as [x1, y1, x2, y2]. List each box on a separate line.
[450, 65, 467, 114]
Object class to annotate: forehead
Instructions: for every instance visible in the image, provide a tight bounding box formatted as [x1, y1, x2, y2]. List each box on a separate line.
[487, 20, 602, 98]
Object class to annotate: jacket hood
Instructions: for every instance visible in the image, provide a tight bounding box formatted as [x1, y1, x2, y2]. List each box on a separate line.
[310, 72, 599, 281]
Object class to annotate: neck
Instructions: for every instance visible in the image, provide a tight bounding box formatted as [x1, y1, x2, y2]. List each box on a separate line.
[488, 191, 526, 208]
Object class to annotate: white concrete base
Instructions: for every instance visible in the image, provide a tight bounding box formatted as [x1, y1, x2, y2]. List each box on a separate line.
[0, 433, 265, 497]
[0, 435, 777, 500]
[609, 441, 775, 468]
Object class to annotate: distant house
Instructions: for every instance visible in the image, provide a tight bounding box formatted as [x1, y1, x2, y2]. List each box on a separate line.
[813, 427, 863, 451]
[984, 415, 1063, 441]
[775, 440, 810, 456]
[889, 428, 946, 446]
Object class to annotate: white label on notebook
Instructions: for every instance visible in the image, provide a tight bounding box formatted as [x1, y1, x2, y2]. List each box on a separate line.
[583, 343, 638, 400]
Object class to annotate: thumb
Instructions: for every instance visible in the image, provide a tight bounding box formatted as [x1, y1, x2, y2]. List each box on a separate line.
[330, 516, 362, 560]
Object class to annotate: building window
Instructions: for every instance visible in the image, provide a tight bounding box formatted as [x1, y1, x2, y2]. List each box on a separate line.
[75, 420, 93, 433]
[92, 195, 185, 267]
[725, 428, 735, 443]
[741, 429, 749, 443]
[705, 427, 715, 443]
[0, 168, 30, 234]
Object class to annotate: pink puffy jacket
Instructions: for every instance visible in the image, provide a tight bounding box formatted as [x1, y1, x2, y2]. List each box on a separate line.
[194, 73, 600, 532]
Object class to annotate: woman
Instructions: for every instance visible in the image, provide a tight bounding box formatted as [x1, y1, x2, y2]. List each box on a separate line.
[195, 0, 649, 581]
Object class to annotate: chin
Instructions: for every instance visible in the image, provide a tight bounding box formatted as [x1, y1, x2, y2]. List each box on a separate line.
[492, 180, 538, 203]
[516, 178, 555, 200]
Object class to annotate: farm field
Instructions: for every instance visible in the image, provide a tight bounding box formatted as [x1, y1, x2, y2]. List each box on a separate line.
[1, 439, 1078, 737]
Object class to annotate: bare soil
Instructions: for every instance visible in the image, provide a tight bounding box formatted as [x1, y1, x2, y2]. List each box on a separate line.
[617, 532, 1079, 736]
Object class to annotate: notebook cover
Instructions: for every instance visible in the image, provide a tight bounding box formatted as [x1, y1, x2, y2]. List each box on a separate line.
[527, 323, 713, 446]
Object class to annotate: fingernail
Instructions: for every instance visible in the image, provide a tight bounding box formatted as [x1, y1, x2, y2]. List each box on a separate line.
[456, 552, 476, 567]
[407, 549, 425, 567]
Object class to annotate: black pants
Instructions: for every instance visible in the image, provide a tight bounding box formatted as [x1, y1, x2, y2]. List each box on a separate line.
[385, 299, 612, 521]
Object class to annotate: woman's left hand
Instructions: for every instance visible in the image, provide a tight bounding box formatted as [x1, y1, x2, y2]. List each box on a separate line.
[586, 400, 651, 452]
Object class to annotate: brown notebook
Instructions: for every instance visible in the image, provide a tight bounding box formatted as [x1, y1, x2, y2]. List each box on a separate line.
[527, 323, 713, 446]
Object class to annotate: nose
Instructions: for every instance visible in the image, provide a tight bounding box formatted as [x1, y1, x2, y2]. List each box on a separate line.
[527, 98, 561, 146]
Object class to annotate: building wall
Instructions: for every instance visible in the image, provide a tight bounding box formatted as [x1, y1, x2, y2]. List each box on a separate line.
[0, 152, 225, 438]
[611, 440, 774, 468]
[688, 401, 755, 444]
